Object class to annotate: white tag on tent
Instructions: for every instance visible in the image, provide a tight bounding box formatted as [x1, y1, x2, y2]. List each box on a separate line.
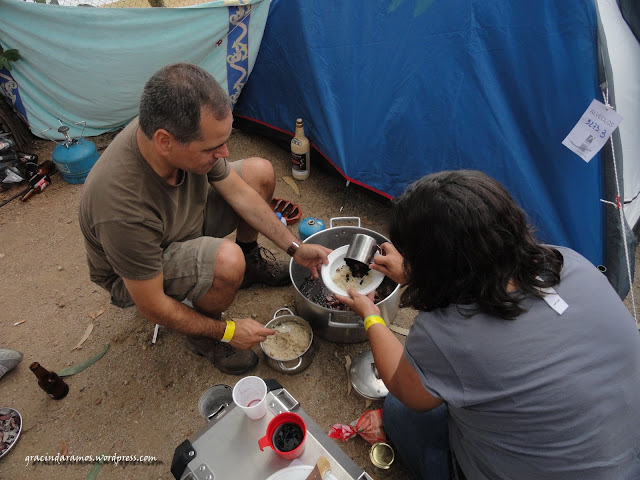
[562, 99, 623, 163]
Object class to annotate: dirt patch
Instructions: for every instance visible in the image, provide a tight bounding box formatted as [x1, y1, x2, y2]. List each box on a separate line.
[2, 125, 639, 480]
[0, 127, 417, 479]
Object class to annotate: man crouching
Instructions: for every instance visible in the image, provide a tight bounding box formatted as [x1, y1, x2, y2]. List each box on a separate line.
[79, 63, 330, 375]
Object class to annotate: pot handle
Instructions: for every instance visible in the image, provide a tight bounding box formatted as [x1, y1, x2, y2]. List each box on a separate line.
[272, 307, 294, 320]
[328, 314, 363, 329]
[278, 357, 303, 372]
[329, 217, 361, 228]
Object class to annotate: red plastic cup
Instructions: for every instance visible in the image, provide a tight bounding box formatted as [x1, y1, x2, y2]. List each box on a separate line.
[258, 412, 307, 460]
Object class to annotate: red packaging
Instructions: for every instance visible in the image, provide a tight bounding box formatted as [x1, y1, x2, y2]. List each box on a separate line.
[328, 409, 387, 445]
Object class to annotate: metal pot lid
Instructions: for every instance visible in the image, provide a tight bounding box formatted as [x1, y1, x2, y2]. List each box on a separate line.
[350, 349, 388, 400]
[198, 384, 233, 420]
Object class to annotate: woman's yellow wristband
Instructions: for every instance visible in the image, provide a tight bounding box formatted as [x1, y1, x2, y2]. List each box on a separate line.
[364, 315, 386, 331]
[221, 320, 235, 343]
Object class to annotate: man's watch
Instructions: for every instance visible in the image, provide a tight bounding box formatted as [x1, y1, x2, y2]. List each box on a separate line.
[287, 241, 300, 257]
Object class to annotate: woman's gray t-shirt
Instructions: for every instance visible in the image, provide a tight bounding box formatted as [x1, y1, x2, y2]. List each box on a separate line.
[404, 246, 640, 479]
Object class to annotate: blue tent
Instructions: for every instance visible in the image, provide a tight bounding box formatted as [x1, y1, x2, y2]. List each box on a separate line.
[235, 0, 631, 287]
[1, 0, 636, 295]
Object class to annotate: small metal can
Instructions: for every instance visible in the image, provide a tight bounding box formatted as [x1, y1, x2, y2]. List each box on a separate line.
[370, 442, 395, 477]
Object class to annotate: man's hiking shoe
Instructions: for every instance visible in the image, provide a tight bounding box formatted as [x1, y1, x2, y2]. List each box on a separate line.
[241, 245, 290, 289]
[186, 335, 258, 375]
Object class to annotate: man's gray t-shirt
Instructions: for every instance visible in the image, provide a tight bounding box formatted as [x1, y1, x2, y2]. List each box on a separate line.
[405, 247, 640, 479]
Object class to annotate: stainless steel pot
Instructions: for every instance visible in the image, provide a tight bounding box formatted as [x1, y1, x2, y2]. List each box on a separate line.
[260, 308, 315, 374]
[290, 217, 402, 343]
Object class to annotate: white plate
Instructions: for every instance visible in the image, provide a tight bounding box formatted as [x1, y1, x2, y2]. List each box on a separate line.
[321, 245, 384, 297]
[265, 465, 339, 480]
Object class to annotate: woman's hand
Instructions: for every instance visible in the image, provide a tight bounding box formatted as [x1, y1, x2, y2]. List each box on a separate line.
[335, 288, 380, 319]
[370, 242, 409, 285]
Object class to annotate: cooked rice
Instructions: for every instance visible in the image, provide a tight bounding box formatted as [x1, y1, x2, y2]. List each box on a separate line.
[263, 321, 311, 361]
[331, 264, 375, 292]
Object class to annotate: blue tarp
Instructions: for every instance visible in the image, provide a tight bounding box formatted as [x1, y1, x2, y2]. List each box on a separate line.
[235, 0, 604, 265]
[0, 0, 269, 139]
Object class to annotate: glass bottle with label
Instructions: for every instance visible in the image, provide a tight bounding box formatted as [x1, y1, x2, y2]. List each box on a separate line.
[291, 118, 310, 180]
[21, 175, 51, 202]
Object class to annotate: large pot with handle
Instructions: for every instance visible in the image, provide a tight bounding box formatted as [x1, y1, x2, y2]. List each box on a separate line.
[289, 217, 402, 343]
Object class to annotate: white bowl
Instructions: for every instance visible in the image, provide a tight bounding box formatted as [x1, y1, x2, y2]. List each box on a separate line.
[321, 245, 384, 297]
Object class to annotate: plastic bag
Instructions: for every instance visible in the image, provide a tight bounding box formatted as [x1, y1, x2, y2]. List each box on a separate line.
[328, 409, 386, 445]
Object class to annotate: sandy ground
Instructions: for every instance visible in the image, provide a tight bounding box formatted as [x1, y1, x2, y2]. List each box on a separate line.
[1, 126, 639, 480]
[0, 127, 418, 480]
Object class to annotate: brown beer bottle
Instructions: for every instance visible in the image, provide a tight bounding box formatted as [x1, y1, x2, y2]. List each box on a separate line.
[29, 362, 69, 399]
[21, 175, 51, 202]
[34, 160, 57, 177]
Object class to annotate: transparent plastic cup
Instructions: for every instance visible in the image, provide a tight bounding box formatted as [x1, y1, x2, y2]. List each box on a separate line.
[232, 376, 268, 420]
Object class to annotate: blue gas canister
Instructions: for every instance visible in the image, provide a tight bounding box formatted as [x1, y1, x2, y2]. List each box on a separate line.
[298, 217, 326, 240]
[43, 120, 100, 184]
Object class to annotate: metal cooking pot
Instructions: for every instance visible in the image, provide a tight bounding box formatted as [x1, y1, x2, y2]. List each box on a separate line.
[260, 308, 314, 374]
[290, 217, 402, 343]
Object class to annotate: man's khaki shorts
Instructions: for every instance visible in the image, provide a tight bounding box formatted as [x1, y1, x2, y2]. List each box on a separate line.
[110, 161, 243, 308]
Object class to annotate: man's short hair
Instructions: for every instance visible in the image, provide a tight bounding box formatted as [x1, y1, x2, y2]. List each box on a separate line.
[138, 63, 232, 144]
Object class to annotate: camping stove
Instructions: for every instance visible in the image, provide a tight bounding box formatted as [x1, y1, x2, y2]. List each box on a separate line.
[172, 379, 373, 480]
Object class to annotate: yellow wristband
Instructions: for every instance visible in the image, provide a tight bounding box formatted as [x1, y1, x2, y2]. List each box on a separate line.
[363, 315, 385, 331]
[221, 320, 235, 343]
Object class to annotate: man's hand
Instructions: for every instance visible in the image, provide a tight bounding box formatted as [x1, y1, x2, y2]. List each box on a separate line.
[370, 242, 408, 285]
[293, 243, 332, 279]
[335, 288, 380, 319]
[229, 317, 276, 350]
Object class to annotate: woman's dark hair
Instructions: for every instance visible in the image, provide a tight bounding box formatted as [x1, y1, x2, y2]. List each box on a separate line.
[138, 62, 231, 144]
[390, 170, 563, 319]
